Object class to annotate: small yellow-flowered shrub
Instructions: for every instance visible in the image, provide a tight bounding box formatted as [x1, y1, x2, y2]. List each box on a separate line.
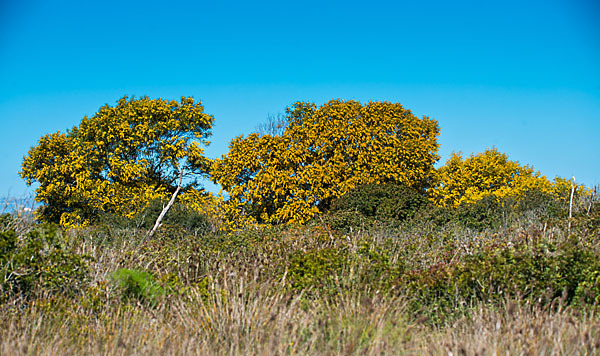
[212, 99, 440, 228]
[21, 96, 214, 227]
[429, 148, 553, 207]
[551, 176, 591, 207]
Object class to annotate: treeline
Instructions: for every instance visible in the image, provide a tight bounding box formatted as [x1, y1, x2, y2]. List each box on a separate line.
[18, 96, 593, 230]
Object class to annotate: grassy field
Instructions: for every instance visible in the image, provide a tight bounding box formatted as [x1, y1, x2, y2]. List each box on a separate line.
[1, 189, 599, 355]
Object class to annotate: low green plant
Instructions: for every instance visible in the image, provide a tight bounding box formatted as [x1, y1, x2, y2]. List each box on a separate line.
[111, 268, 165, 306]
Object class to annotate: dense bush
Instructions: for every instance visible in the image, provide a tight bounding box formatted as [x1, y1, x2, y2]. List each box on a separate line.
[406, 188, 564, 232]
[0, 223, 90, 303]
[89, 198, 213, 240]
[320, 182, 566, 233]
[574, 269, 600, 306]
[322, 183, 428, 231]
[136, 199, 212, 235]
[402, 237, 600, 320]
[286, 237, 402, 298]
[452, 195, 508, 231]
[288, 247, 348, 296]
[515, 188, 562, 217]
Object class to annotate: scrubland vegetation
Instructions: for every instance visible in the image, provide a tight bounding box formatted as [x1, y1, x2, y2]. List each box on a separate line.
[2, 184, 599, 355]
[3, 96, 600, 355]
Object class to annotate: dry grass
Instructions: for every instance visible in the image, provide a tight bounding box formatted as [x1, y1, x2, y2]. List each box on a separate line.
[2, 277, 599, 355]
[1, 192, 599, 355]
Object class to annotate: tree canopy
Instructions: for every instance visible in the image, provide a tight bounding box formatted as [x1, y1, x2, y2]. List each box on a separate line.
[22, 96, 583, 231]
[429, 148, 553, 207]
[212, 99, 440, 227]
[21, 96, 214, 227]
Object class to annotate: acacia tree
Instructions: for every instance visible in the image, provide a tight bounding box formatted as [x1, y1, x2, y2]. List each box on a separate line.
[212, 99, 440, 227]
[429, 148, 553, 207]
[21, 96, 214, 227]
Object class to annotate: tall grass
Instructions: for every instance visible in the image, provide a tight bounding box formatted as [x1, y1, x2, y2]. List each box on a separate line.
[1, 274, 598, 355]
[1, 190, 599, 355]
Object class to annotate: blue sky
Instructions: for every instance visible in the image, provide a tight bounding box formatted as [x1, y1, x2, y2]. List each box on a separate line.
[1, 0, 599, 198]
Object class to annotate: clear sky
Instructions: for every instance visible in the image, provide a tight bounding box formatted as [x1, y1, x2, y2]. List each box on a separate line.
[1, 0, 599, 198]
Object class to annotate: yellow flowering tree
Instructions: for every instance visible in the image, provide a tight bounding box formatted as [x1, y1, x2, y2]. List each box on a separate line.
[21, 96, 214, 227]
[551, 177, 590, 203]
[429, 148, 553, 207]
[212, 99, 440, 227]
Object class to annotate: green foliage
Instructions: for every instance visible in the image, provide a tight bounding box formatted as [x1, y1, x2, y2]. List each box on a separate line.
[286, 238, 402, 298]
[354, 239, 403, 292]
[137, 199, 211, 235]
[321, 183, 564, 233]
[0, 229, 18, 259]
[288, 247, 348, 296]
[111, 268, 165, 306]
[451, 188, 564, 231]
[0, 213, 12, 227]
[322, 183, 428, 231]
[514, 188, 563, 218]
[0, 224, 90, 304]
[403, 237, 600, 320]
[93, 197, 213, 237]
[452, 195, 507, 231]
[409, 188, 564, 232]
[574, 269, 600, 306]
[20, 96, 214, 227]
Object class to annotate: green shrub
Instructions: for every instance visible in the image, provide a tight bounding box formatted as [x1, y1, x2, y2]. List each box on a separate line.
[138, 199, 211, 234]
[418, 188, 563, 232]
[515, 189, 562, 218]
[92, 199, 212, 237]
[408, 204, 455, 231]
[354, 239, 403, 292]
[322, 183, 428, 231]
[0, 229, 18, 259]
[0, 213, 13, 227]
[288, 247, 347, 296]
[286, 239, 402, 297]
[569, 204, 600, 238]
[452, 195, 507, 231]
[111, 268, 165, 306]
[322, 210, 366, 232]
[0, 224, 90, 304]
[574, 269, 600, 306]
[402, 236, 600, 321]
